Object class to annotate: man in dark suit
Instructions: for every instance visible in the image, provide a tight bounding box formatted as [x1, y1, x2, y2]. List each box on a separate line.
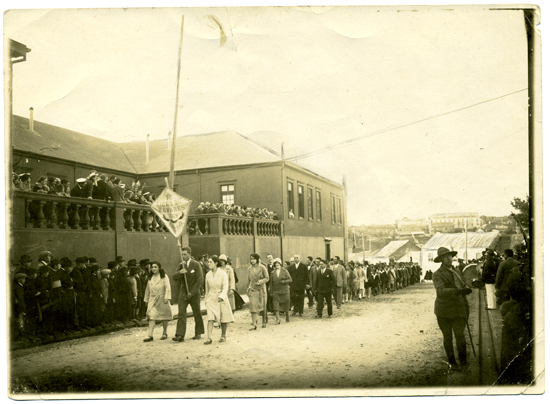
[309, 257, 321, 300]
[173, 246, 204, 342]
[265, 254, 275, 314]
[305, 256, 315, 308]
[314, 259, 336, 318]
[432, 247, 472, 372]
[495, 249, 520, 303]
[288, 255, 309, 316]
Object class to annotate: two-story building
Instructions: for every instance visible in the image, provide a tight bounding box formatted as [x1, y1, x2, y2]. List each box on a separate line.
[9, 113, 347, 292]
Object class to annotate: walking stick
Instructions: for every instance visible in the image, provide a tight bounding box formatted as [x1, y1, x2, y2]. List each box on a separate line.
[462, 294, 476, 358]
[466, 318, 476, 357]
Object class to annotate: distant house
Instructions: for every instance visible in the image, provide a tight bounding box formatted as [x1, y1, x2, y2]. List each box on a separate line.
[369, 240, 421, 264]
[421, 231, 501, 274]
[429, 212, 481, 233]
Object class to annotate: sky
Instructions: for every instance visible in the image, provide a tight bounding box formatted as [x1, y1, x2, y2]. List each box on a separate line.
[4, 5, 531, 225]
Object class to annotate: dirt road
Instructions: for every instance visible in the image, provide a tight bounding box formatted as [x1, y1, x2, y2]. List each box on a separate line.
[10, 282, 480, 397]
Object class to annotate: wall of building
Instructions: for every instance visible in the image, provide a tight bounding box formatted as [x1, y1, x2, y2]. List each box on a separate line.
[282, 164, 346, 239]
[282, 236, 344, 262]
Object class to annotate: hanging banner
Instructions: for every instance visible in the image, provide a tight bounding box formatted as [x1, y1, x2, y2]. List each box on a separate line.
[151, 187, 192, 238]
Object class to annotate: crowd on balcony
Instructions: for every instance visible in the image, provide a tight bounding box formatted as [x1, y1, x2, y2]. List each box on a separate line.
[194, 201, 279, 220]
[12, 170, 156, 205]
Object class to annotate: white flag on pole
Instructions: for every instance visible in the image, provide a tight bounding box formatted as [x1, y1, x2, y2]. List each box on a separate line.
[151, 187, 192, 238]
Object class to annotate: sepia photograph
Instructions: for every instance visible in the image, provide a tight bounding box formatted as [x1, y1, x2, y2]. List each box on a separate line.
[3, 2, 543, 399]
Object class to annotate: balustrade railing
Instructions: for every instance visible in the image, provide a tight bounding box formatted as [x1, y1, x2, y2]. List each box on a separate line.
[187, 213, 281, 237]
[13, 191, 281, 236]
[13, 191, 170, 233]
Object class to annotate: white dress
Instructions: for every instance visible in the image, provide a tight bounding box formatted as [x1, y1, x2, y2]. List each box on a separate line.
[205, 269, 234, 323]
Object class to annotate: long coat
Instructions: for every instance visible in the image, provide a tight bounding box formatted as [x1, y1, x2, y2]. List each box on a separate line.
[144, 274, 172, 321]
[205, 269, 234, 323]
[247, 264, 269, 313]
[432, 265, 469, 318]
[332, 264, 347, 287]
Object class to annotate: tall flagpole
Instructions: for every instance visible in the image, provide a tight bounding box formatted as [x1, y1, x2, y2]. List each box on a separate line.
[169, 15, 185, 191]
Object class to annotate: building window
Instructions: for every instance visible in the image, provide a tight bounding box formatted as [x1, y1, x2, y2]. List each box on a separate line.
[331, 195, 336, 224]
[337, 198, 342, 224]
[221, 184, 235, 205]
[287, 181, 295, 218]
[316, 190, 322, 221]
[428, 253, 434, 262]
[308, 187, 314, 221]
[298, 185, 305, 219]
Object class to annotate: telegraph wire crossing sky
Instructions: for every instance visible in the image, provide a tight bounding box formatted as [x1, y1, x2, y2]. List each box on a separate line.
[5, 7, 530, 225]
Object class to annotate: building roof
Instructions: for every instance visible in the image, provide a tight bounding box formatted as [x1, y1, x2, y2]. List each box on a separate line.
[430, 212, 479, 218]
[120, 131, 281, 174]
[12, 115, 137, 173]
[423, 231, 500, 251]
[372, 240, 419, 259]
[11, 115, 283, 175]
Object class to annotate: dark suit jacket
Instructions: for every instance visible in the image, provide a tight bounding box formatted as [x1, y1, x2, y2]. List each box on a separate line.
[309, 266, 319, 293]
[173, 259, 203, 298]
[70, 184, 84, 198]
[495, 258, 520, 291]
[288, 262, 309, 291]
[315, 268, 336, 294]
[433, 265, 469, 318]
[93, 180, 112, 201]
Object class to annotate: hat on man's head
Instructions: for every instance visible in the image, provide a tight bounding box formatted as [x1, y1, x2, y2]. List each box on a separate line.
[76, 257, 87, 264]
[76, 178, 86, 183]
[107, 261, 117, 269]
[15, 272, 28, 280]
[127, 259, 137, 267]
[20, 255, 33, 263]
[116, 256, 125, 263]
[38, 251, 53, 261]
[434, 247, 458, 263]
[140, 259, 150, 266]
[88, 257, 98, 264]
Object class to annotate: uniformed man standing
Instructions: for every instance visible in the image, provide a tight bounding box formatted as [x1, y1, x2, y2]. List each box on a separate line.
[432, 247, 472, 372]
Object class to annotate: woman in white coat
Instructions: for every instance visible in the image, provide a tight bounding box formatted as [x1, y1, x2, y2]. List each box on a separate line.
[142, 262, 172, 342]
[204, 256, 234, 344]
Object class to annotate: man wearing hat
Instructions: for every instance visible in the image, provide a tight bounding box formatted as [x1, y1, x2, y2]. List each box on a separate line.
[432, 247, 472, 371]
[18, 255, 34, 275]
[71, 178, 87, 198]
[480, 249, 499, 309]
[173, 246, 204, 342]
[12, 273, 28, 338]
[137, 259, 151, 319]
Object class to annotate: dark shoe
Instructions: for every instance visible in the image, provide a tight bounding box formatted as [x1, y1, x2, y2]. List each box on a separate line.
[143, 336, 153, 342]
[249, 326, 257, 331]
[315, 315, 322, 318]
[173, 336, 184, 342]
[261, 323, 266, 328]
[299, 313, 303, 317]
[328, 315, 332, 318]
[219, 336, 226, 343]
[450, 363, 461, 372]
[191, 335, 201, 340]
[204, 338, 212, 345]
[160, 333, 168, 340]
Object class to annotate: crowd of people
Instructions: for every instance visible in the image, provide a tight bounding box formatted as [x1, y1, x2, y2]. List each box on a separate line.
[194, 201, 279, 220]
[10, 243, 532, 384]
[12, 170, 155, 205]
[11, 252, 164, 342]
[9, 248, 422, 345]
[431, 244, 532, 380]
[478, 246, 532, 383]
